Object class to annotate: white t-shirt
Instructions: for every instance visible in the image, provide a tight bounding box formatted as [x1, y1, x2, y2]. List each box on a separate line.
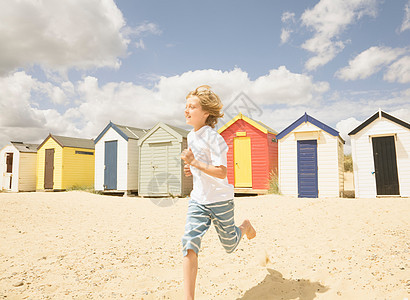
[188, 125, 234, 204]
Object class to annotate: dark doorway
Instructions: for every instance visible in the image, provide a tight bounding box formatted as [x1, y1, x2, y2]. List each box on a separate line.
[372, 136, 399, 195]
[44, 149, 54, 189]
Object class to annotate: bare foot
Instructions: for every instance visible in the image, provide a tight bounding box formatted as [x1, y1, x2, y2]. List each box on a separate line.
[240, 219, 256, 239]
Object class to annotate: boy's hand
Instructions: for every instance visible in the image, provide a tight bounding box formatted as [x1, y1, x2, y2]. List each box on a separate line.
[181, 148, 195, 165]
[184, 164, 192, 177]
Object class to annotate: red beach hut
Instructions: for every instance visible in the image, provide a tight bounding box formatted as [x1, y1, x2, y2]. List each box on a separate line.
[218, 112, 278, 194]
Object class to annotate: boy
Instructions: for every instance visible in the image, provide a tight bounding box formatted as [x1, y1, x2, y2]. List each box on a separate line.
[181, 85, 256, 300]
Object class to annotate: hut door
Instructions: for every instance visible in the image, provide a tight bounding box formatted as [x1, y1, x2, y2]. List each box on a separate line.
[297, 140, 318, 198]
[44, 149, 54, 189]
[4, 153, 13, 190]
[372, 136, 399, 195]
[234, 137, 252, 187]
[149, 143, 168, 195]
[104, 141, 118, 190]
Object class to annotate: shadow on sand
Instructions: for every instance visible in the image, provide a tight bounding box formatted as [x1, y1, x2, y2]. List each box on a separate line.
[238, 269, 329, 300]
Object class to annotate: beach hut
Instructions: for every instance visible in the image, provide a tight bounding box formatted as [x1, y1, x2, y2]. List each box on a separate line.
[0, 142, 38, 192]
[348, 110, 410, 198]
[94, 122, 147, 194]
[218, 112, 278, 193]
[138, 122, 192, 197]
[36, 134, 95, 191]
[276, 113, 345, 198]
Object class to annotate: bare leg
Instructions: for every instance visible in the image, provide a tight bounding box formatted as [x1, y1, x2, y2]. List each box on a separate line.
[183, 249, 198, 300]
[239, 219, 256, 239]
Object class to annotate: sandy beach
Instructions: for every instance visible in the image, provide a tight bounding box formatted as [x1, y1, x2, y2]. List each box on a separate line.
[0, 191, 408, 299]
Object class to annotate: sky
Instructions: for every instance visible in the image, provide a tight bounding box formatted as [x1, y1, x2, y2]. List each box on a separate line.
[0, 0, 410, 153]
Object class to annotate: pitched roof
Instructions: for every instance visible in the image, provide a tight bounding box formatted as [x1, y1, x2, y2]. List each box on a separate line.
[166, 123, 189, 137]
[94, 122, 148, 144]
[10, 142, 39, 153]
[115, 124, 148, 139]
[38, 134, 95, 150]
[138, 122, 189, 145]
[348, 110, 410, 135]
[218, 112, 277, 134]
[276, 112, 340, 140]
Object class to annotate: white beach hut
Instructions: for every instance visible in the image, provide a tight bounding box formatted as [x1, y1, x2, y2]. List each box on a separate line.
[348, 110, 410, 198]
[0, 142, 38, 192]
[138, 122, 192, 197]
[276, 113, 345, 198]
[94, 122, 147, 194]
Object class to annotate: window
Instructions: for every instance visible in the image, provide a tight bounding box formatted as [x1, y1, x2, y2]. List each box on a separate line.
[75, 151, 94, 155]
[6, 153, 13, 173]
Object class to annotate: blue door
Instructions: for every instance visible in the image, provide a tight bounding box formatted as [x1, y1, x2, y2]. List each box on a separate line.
[104, 141, 117, 190]
[297, 140, 318, 198]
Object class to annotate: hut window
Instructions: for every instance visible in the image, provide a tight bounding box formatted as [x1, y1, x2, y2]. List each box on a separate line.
[6, 153, 13, 173]
[75, 151, 94, 155]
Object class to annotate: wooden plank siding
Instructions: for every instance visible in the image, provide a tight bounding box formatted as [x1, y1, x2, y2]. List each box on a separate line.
[139, 126, 185, 196]
[278, 133, 298, 197]
[181, 137, 193, 196]
[1, 145, 18, 191]
[351, 117, 410, 197]
[62, 147, 95, 189]
[220, 119, 278, 191]
[278, 120, 343, 198]
[127, 139, 139, 191]
[18, 153, 37, 191]
[94, 128, 125, 191]
[338, 140, 345, 195]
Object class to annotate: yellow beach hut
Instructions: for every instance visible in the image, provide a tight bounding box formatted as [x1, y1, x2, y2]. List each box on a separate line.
[36, 134, 95, 191]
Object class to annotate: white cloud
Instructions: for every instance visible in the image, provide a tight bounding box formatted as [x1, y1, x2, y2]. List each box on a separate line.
[336, 117, 362, 153]
[301, 0, 378, 70]
[135, 39, 146, 50]
[384, 56, 410, 83]
[133, 21, 162, 36]
[2, 68, 409, 153]
[282, 12, 296, 23]
[247, 66, 329, 106]
[280, 29, 293, 44]
[0, 68, 329, 148]
[336, 46, 407, 80]
[0, 0, 129, 75]
[280, 11, 296, 44]
[400, 0, 410, 32]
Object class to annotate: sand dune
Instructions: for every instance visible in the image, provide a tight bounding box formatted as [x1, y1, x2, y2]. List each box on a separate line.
[0, 191, 408, 299]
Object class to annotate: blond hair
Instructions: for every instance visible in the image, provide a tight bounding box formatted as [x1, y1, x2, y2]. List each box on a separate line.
[186, 85, 224, 128]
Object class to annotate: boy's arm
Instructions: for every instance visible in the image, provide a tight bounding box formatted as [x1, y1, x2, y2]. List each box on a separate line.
[189, 159, 227, 179]
[181, 148, 227, 179]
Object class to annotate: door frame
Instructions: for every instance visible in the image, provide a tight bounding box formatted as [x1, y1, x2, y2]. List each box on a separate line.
[104, 140, 118, 190]
[371, 135, 400, 196]
[3, 152, 14, 190]
[234, 136, 252, 188]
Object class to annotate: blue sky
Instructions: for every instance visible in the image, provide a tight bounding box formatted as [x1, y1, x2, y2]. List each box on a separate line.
[0, 0, 409, 153]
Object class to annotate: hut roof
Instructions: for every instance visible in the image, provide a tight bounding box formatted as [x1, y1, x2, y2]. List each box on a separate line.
[10, 142, 39, 153]
[94, 121, 148, 144]
[138, 122, 189, 145]
[348, 110, 410, 135]
[37, 134, 95, 150]
[218, 112, 277, 134]
[276, 112, 342, 141]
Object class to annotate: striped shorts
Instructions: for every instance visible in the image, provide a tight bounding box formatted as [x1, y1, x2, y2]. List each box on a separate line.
[182, 199, 242, 256]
